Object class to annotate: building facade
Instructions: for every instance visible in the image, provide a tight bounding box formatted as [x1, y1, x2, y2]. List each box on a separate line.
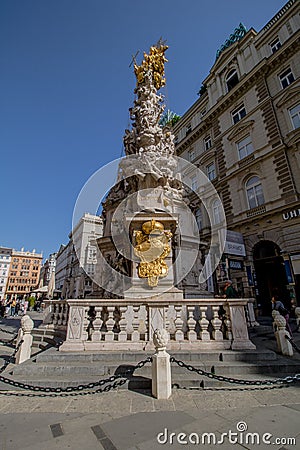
[174, 0, 300, 313]
[55, 213, 104, 298]
[0, 247, 12, 301]
[40, 252, 57, 287]
[5, 248, 43, 300]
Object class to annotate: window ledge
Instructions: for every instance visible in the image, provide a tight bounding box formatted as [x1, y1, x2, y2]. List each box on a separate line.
[238, 153, 255, 168]
[246, 205, 266, 218]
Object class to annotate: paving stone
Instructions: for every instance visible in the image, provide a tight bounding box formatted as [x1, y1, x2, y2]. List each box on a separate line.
[192, 390, 261, 410]
[100, 411, 195, 449]
[0, 412, 83, 450]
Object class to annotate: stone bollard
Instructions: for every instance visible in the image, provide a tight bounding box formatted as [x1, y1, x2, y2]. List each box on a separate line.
[295, 307, 300, 330]
[15, 315, 34, 364]
[273, 311, 293, 356]
[152, 328, 172, 399]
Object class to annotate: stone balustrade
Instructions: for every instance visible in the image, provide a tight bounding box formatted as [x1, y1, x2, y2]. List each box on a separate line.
[59, 297, 255, 352]
[43, 300, 69, 329]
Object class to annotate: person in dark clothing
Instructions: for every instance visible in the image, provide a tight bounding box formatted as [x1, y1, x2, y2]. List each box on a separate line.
[223, 280, 239, 299]
[271, 294, 292, 335]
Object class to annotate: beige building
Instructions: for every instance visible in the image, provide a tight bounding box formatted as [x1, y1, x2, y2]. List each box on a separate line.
[55, 213, 104, 299]
[174, 0, 300, 314]
[6, 249, 43, 300]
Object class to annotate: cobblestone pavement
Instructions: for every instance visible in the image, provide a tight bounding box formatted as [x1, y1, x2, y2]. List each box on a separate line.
[0, 387, 300, 449]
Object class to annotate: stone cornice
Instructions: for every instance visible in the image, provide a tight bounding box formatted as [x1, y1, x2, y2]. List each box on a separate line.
[256, 0, 297, 45]
[227, 120, 255, 141]
[276, 84, 300, 108]
[285, 128, 300, 146]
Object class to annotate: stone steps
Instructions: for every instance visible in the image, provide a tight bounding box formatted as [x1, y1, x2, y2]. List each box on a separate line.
[35, 348, 277, 363]
[2, 346, 300, 392]
[12, 358, 298, 378]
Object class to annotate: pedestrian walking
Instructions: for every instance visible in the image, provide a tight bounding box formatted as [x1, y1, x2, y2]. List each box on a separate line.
[271, 294, 292, 335]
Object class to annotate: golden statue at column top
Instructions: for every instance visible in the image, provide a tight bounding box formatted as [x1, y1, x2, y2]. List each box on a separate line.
[134, 40, 168, 90]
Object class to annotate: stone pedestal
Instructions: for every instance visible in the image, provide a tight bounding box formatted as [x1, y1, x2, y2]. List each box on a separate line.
[152, 351, 172, 399]
[152, 329, 172, 399]
[59, 305, 85, 352]
[15, 315, 34, 364]
[275, 329, 293, 356]
[273, 311, 293, 356]
[226, 299, 256, 350]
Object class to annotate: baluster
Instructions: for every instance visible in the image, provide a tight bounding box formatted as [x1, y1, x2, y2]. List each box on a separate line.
[199, 305, 210, 341]
[138, 305, 147, 341]
[187, 306, 197, 341]
[166, 305, 176, 339]
[132, 306, 140, 341]
[105, 306, 115, 341]
[61, 304, 66, 326]
[92, 306, 103, 342]
[58, 305, 63, 325]
[164, 306, 171, 340]
[53, 304, 59, 325]
[118, 306, 128, 342]
[223, 304, 232, 341]
[174, 305, 184, 341]
[212, 306, 223, 341]
[62, 304, 69, 326]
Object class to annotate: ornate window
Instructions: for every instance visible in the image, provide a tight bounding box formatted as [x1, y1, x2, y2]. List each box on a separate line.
[226, 69, 239, 92]
[270, 37, 281, 53]
[289, 103, 300, 129]
[245, 176, 265, 209]
[279, 68, 295, 89]
[212, 199, 222, 225]
[186, 123, 192, 135]
[188, 148, 196, 161]
[204, 135, 212, 150]
[232, 104, 246, 124]
[237, 135, 254, 159]
[206, 162, 216, 181]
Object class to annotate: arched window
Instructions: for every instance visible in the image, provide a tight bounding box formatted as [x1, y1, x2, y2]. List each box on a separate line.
[212, 199, 222, 225]
[226, 69, 239, 92]
[246, 176, 265, 209]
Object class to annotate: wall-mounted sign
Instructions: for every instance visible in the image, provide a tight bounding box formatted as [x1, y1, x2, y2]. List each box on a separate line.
[284, 259, 294, 284]
[224, 230, 246, 257]
[246, 265, 254, 286]
[229, 259, 244, 270]
[282, 207, 300, 221]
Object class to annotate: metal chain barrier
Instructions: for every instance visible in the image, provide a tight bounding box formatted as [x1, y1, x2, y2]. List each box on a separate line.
[0, 332, 18, 347]
[0, 327, 19, 347]
[170, 356, 300, 387]
[286, 335, 300, 354]
[0, 339, 23, 374]
[0, 353, 152, 397]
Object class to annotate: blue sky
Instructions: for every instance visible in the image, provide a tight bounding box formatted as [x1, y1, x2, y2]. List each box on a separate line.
[0, 0, 287, 259]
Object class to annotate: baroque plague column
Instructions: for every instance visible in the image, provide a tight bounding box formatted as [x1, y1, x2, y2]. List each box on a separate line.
[60, 42, 255, 352]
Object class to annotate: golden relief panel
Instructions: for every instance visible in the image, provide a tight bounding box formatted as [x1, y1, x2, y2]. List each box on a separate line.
[134, 219, 172, 287]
